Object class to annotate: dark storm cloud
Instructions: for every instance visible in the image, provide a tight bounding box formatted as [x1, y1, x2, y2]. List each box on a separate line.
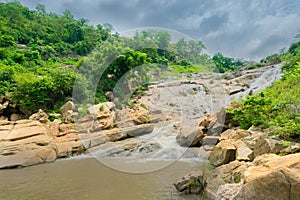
[1, 0, 300, 59]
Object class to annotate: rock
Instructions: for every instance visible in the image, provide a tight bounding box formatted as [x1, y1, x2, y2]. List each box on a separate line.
[81, 133, 107, 149]
[202, 136, 220, 146]
[115, 104, 150, 127]
[60, 101, 75, 123]
[176, 119, 205, 147]
[209, 140, 236, 166]
[29, 109, 49, 123]
[55, 141, 84, 158]
[197, 146, 213, 159]
[0, 116, 8, 121]
[174, 172, 206, 194]
[3, 121, 48, 141]
[207, 108, 227, 136]
[94, 110, 115, 130]
[124, 124, 154, 137]
[216, 183, 243, 200]
[220, 129, 251, 141]
[88, 102, 115, 114]
[60, 101, 75, 115]
[0, 146, 57, 169]
[244, 135, 285, 158]
[228, 86, 244, 95]
[10, 114, 22, 121]
[103, 128, 127, 142]
[234, 140, 254, 161]
[176, 127, 205, 147]
[138, 142, 162, 155]
[204, 161, 248, 197]
[234, 153, 300, 200]
[0, 101, 9, 113]
[281, 143, 300, 155]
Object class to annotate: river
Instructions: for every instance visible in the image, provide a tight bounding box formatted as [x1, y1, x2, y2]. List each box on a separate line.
[0, 157, 210, 200]
[0, 64, 283, 200]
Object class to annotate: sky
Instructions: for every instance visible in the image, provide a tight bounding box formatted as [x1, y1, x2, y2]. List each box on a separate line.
[2, 0, 300, 60]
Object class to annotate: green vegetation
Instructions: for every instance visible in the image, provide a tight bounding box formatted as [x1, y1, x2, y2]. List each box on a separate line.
[0, 2, 215, 114]
[212, 52, 245, 73]
[228, 39, 300, 141]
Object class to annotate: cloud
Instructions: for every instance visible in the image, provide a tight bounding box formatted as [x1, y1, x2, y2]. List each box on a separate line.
[2, 0, 300, 59]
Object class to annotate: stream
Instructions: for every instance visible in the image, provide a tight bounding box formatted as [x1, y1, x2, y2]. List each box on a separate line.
[0, 64, 282, 200]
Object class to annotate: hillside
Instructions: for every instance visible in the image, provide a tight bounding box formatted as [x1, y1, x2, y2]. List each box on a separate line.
[0, 1, 299, 141]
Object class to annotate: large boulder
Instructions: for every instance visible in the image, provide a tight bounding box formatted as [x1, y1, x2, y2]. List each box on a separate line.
[233, 153, 300, 200]
[176, 119, 205, 147]
[176, 127, 205, 147]
[174, 172, 206, 194]
[209, 140, 236, 166]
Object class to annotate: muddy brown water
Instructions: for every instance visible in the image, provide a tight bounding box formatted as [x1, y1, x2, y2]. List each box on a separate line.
[0, 157, 210, 200]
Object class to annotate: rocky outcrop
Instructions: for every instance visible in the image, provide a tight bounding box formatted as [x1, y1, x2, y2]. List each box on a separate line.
[0, 100, 156, 168]
[0, 120, 57, 168]
[233, 153, 300, 200]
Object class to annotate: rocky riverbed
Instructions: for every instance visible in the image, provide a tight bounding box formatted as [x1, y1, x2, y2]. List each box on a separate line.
[1, 63, 299, 200]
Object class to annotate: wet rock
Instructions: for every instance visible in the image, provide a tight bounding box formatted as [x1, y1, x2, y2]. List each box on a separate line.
[209, 140, 236, 166]
[138, 142, 162, 155]
[174, 172, 206, 194]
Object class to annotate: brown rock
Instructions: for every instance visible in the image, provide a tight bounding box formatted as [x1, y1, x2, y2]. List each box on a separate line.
[29, 109, 49, 123]
[220, 129, 251, 141]
[4, 121, 48, 141]
[234, 140, 254, 161]
[209, 140, 236, 166]
[0, 146, 57, 169]
[174, 172, 206, 194]
[103, 128, 127, 142]
[244, 135, 285, 158]
[234, 153, 300, 200]
[10, 114, 22, 121]
[124, 124, 154, 137]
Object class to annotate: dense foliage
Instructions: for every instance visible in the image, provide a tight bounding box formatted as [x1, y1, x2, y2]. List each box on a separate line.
[0, 1, 216, 113]
[228, 39, 300, 141]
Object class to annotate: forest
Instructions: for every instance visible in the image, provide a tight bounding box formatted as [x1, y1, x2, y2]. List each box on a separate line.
[0, 1, 299, 141]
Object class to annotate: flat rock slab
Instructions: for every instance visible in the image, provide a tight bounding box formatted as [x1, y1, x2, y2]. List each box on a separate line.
[124, 124, 154, 137]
